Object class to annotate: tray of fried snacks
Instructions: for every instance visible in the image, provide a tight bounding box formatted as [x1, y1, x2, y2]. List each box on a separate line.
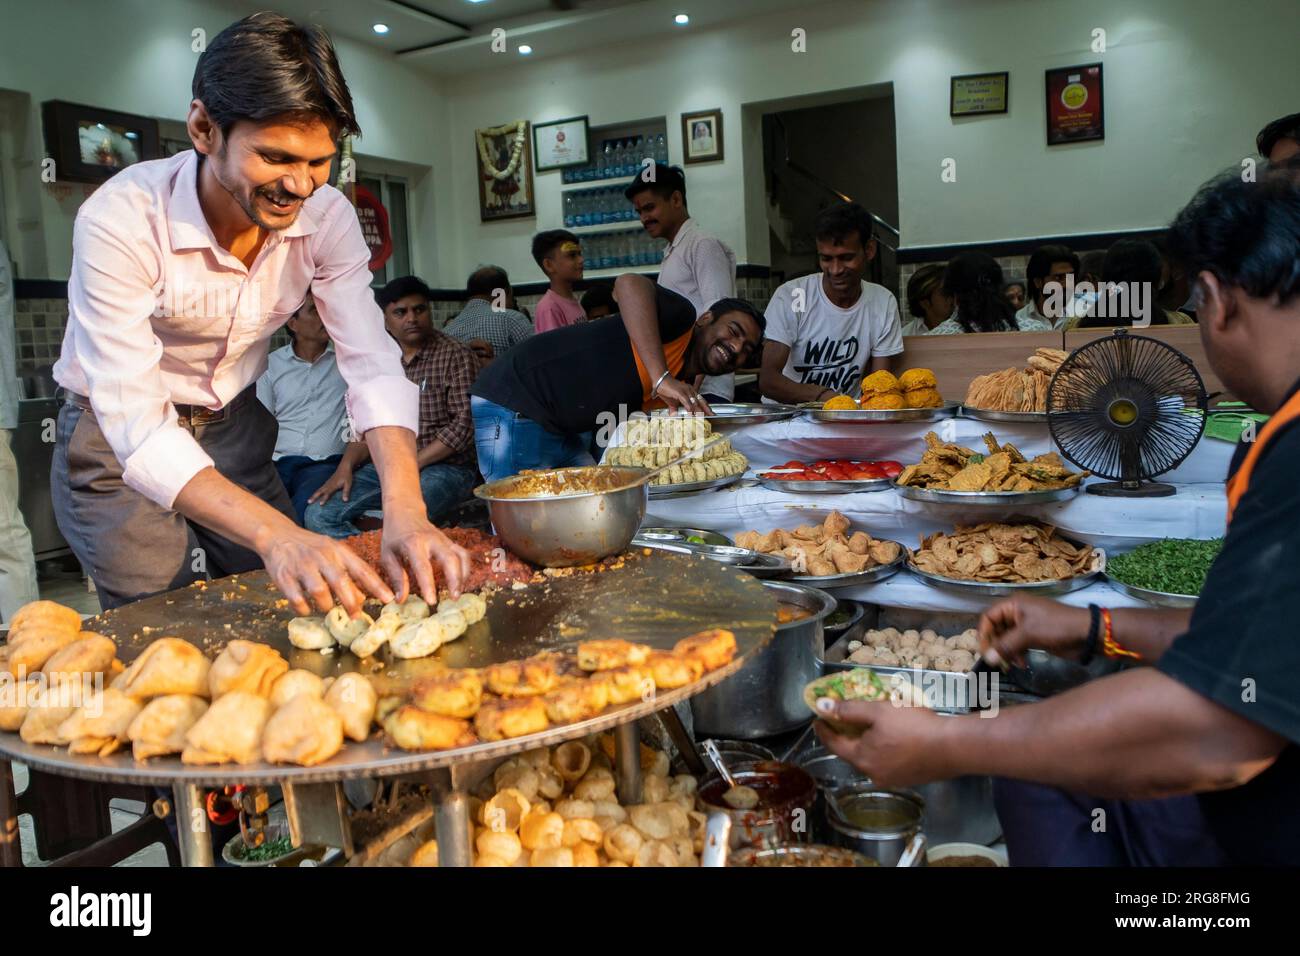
[894, 431, 1088, 504]
[962, 348, 1069, 420]
[603, 413, 748, 492]
[906, 521, 1104, 596]
[733, 511, 905, 587]
[802, 369, 958, 423]
[384, 735, 705, 867]
[822, 629, 982, 714]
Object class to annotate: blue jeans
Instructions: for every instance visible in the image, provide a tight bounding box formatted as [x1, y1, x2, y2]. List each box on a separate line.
[304, 460, 479, 539]
[471, 396, 594, 484]
[275, 454, 343, 525]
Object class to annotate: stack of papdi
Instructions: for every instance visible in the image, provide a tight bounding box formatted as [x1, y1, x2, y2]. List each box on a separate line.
[896, 431, 1088, 492]
[911, 521, 1099, 583]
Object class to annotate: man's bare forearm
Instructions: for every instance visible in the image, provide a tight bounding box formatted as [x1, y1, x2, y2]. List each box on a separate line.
[937, 668, 1283, 799]
[1106, 607, 1192, 662]
[614, 273, 667, 381]
[759, 369, 827, 404]
[365, 426, 424, 518]
[174, 467, 294, 554]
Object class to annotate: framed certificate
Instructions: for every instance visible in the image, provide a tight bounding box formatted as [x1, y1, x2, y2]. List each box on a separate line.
[1046, 63, 1104, 145]
[950, 72, 1009, 117]
[533, 115, 590, 171]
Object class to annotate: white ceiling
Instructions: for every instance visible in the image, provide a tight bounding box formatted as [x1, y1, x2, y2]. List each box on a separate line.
[217, 0, 834, 77]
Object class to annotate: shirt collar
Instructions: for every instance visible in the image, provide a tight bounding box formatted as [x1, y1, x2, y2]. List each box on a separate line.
[665, 217, 698, 253]
[168, 150, 319, 253]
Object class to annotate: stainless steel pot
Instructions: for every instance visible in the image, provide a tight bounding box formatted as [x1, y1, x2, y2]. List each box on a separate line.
[824, 784, 925, 867]
[473, 466, 648, 567]
[797, 748, 1001, 847]
[690, 580, 834, 739]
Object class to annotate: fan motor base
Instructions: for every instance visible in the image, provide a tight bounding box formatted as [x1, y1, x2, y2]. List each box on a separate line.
[1085, 481, 1177, 498]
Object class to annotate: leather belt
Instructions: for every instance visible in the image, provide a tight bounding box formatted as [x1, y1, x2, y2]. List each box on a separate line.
[64, 388, 251, 427]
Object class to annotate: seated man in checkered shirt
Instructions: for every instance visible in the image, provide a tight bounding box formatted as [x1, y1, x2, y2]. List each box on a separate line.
[305, 276, 479, 537]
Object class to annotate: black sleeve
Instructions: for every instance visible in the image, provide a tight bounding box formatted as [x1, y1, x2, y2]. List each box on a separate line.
[654, 285, 698, 340]
[1157, 426, 1300, 744]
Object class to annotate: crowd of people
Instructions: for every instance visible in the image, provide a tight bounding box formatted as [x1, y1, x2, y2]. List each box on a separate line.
[232, 110, 1300, 543]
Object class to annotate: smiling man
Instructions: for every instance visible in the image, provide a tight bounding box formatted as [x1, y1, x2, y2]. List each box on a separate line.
[50, 13, 470, 615]
[759, 202, 903, 404]
[470, 275, 764, 483]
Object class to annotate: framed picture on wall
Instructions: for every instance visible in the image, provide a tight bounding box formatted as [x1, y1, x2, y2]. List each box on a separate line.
[475, 120, 535, 222]
[533, 115, 590, 171]
[950, 71, 1009, 116]
[1045, 63, 1104, 145]
[41, 100, 161, 184]
[681, 109, 724, 164]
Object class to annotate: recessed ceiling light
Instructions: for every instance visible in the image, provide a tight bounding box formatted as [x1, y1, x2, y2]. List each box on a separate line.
[372, 23, 389, 34]
[518, 44, 533, 55]
[674, 13, 689, 25]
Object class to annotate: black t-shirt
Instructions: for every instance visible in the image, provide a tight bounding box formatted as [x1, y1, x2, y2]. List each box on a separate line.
[471, 285, 697, 435]
[1157, 387, 1300, 864]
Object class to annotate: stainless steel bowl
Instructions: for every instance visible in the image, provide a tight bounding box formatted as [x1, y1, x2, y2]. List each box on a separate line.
[730, 843, 878, 867]
[690, 581, 835, 739]
[696, 762, 818, 850]
[796, 748, 1001, 847]
[473, 466, 648, 567]
[824, 785, 925, 866]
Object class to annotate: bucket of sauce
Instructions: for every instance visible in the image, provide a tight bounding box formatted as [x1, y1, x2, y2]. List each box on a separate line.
[697, 761, 817, 850]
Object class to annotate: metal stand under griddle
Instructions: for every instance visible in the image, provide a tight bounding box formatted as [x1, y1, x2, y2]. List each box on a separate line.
[1, 552, 776, 866]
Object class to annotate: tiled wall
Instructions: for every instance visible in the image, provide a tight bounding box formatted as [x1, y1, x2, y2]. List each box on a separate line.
[12, 297, 70, 371]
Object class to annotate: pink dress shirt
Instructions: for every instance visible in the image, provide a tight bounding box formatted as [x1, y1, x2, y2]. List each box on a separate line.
[54, 151, 417, 509]
[533, 289, 587, 333]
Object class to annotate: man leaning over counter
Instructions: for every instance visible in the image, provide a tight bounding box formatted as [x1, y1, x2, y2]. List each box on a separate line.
[50, 13, 469, 616]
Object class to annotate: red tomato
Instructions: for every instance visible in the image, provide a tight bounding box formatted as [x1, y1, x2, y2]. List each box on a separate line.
[822, 465, 851, 481]
[781, 460, 806, 470]
[878, 461, 903, 479]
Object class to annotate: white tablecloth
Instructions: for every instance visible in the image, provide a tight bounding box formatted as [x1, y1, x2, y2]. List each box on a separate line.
[642, 416, 1228, 613]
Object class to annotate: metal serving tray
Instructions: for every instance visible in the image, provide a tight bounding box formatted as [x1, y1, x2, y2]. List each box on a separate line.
[648, 473, 744, 499]
[894, 483, 1081, 506]
[960, 406, 1049, 424]
[1106, 577, 1198, 609]
[822, 633, 979, 714]
[802, 401, 959, 424]
[790, 551, 905, 588]
[758, 476, 893, 494]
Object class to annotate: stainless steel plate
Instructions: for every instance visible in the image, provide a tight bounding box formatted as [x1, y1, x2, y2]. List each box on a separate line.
[1106, 577, 1198, 609]
[894, 483, 1081, 506]
[960, 406, 1048, 424]
[637, 527, 733, 547]
[758, 477, 893, 494]
[701, 402, 801, 427]
[803, 401, 959, 424]
[790, 552, 905, 588]
[0, 555, 776, 787]
[906, 560, 1103, 597]
[630, 537, 757, 566]
[736, 552, 795, 579]
[648, 473, 744, 499]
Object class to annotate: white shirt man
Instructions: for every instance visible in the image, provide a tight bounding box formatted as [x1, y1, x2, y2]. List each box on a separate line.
[657, 218, 738, 400]
[257, 343, 348, 462]
[762, 273, 904, 401]
[626, 165, 739, 401]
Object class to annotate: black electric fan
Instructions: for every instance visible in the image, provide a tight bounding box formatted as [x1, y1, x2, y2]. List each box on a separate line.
[1047, 330, 1207, 497]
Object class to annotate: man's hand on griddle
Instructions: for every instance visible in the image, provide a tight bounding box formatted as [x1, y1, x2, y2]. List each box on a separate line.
[380, 508, 473, 606]
[262, 526, 396, 617]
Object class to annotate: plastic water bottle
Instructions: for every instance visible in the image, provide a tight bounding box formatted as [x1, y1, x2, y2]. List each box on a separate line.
[655, 133, 668, 164]
[563, 193, 575, 228]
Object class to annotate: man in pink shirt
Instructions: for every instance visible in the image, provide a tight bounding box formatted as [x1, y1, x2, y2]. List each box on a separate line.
[531, 230, 587, 333]
[50, 13, 469, 614]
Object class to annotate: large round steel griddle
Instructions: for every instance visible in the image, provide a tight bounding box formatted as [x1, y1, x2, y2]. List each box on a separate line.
[0, 551, 776, 787]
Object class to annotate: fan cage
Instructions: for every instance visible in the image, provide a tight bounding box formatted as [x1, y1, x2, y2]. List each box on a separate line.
[1047, 332, 1208, 482]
